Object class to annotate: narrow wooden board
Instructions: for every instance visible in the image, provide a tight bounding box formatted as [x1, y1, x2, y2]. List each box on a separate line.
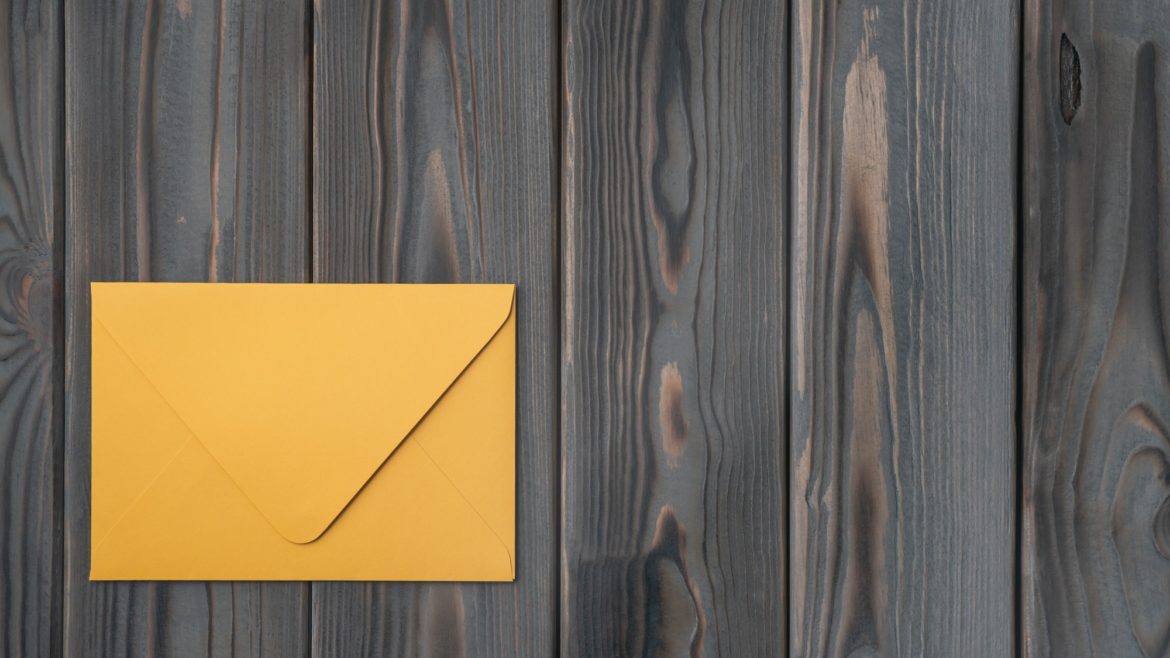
[64, 0, 310, 655]
[1021, 0, 1170, 655]
[789, 0, 1018, 655]
[560, 1, 787, 655]
[0, 1, 63, 656]
[311, 1, 557, 656]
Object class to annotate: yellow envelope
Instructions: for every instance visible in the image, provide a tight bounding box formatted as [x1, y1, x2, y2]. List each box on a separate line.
[90, 282, 515, 581]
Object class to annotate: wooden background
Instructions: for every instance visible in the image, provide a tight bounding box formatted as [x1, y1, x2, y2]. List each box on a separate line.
[0, 0, 1165, 655]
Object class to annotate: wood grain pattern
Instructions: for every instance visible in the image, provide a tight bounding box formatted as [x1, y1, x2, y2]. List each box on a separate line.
[1021, 0, 1170, 655]
[560, 1, 787, 655]
[64, 0, 310, 655]
[0, 1, 62, 656]
[789, 0, 1018, 655]
[311, 0, 556, 656]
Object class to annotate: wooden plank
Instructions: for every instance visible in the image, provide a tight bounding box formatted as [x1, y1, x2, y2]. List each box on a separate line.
[1021, 0, 1170, 655]
[789, 0, 1017, 655]
[64, 0, 309, 655]
[0, 1, 63, 656]
[310, 0, 556, 656]
[560, 1, 786, 655]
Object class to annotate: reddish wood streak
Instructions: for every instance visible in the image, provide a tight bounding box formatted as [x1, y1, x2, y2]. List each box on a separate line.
[659, 362, 687, 467]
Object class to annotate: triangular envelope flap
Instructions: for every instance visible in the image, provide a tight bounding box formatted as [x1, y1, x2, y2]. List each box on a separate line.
[91, 282, 515, 544]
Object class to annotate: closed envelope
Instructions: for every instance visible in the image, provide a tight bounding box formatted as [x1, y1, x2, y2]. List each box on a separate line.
[90, 282, 515, 581]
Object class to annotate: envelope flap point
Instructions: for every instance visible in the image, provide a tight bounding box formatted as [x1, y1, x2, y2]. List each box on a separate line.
[92, 283, 516, 545]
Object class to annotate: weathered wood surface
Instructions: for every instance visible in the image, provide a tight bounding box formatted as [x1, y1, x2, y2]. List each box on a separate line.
[64, 0, 310, 656]
[0, 1, 62, 657]
[789, 0, 1018, 655]
[1021, 0, 1170, 655]
[560, 1, 787, 655]
[311, 0, 557, 656]
[14, 0, 1170, 654]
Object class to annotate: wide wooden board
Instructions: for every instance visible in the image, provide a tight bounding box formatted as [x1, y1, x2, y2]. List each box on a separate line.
[64, 1, 310, 655]
[561, 1, 788, 655]
[790, 0, 1018, 654]
[0, 1, 63, 656]
[311, 0, 557, 656]
[1021, 0, 1170, 655]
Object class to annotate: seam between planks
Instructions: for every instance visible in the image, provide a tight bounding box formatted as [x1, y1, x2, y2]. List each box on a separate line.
[55, 0, 67, 655]
[554, 0, 564, 653]
[783, 0, 794, 654]
[1013, 0, 1025, 654]
[306, 0, 315, 654]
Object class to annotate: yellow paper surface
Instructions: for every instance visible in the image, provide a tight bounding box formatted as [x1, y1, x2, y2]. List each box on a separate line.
[90, 282, 515, 581]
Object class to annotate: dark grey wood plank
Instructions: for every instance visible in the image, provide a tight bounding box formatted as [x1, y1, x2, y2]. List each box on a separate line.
[310, 0, 556, 656]
[1021, 1, 1170, 655]
[560, 1, 786, 655]
[64, 0, 310, 655]
[789, 0, 1018, 655]
[0, 1, 63, 656]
